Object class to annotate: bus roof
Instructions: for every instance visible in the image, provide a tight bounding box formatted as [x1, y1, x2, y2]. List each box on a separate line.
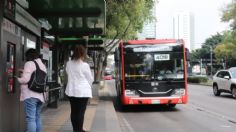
[127, 39, 182, 44]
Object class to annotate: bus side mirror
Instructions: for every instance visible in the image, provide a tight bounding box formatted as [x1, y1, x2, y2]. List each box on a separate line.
[185, 48, 190, 61]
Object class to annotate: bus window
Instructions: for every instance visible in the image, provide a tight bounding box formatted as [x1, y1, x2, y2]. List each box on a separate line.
[124, 53, 153, 80]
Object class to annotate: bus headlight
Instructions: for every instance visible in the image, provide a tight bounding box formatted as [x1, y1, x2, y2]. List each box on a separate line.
[172, 89, 185, 96]
[125, 90, 140, 97]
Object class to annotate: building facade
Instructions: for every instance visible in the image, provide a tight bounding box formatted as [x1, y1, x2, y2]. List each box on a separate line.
[138, 2, 157, 40]
[173, 11, 195, 51]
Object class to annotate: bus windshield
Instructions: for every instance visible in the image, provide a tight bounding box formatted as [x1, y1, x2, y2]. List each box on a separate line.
[124, 44, 184, 81]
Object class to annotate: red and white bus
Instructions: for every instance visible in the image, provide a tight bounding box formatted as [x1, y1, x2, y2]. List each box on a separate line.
[114, 39, 188, 107]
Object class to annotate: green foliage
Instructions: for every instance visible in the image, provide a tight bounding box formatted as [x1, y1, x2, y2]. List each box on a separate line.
[214, 31, 236, 65]
[222, 30, 236, 43]
[190, 48, 208, 60]
[222, 3, 236, 33]
[106, 0, 156, 40]
[218, 4, 236, 67]
[187, 76, 208, 83]
[214, 42, 236, 60]
[202, 33, 224, 48]
[190, 2, 236, 68]
[190, 33, 223, 60]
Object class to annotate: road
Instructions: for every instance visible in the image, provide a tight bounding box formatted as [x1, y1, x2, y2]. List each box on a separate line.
[104, 80, 236, 132]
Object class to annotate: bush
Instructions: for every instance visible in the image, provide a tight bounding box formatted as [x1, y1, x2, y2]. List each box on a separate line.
[187, 76, 208, 83]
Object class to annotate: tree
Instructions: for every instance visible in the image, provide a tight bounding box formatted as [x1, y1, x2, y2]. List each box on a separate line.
[190, 33, 224, 60]
[105, 0, 156, 50]
[96, 0, 156, 81]
[214, 31, 236, 66]
[222, 2, 236, 34]
[218, 2, 236, 68]
[214, 42, 236, 68]
[103, 0, 156, 63]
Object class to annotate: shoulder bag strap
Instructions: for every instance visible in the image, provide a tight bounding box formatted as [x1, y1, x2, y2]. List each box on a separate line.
[33, 60, 40, 70]
[33, 60, 47, 100]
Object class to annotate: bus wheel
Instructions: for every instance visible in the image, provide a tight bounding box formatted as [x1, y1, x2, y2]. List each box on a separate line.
[168, 104, 176, 108]
[232, 87, 236, 99]
[213, 84, 220, 96]
[116, 95, 125, 111]
[118, 100, 128, 111]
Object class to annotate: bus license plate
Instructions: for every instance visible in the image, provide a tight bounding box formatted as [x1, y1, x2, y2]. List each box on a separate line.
[152, 100, 160, 104]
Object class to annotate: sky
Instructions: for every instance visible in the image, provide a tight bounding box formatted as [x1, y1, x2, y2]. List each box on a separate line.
[155, 0, 232, 49]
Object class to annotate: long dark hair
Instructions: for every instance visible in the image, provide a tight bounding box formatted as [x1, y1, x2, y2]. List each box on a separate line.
[25, 48, 39, 61]
[71, 45, 86, 61]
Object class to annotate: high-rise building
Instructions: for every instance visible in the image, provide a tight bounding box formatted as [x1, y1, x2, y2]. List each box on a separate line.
[138, 2, 157, 39]
[173, 11, 195, 51]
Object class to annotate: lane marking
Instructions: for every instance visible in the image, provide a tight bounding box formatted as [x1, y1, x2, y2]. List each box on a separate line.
[117, 112, 135, 132]
[220, 125, 231, 128]
[121, 116, 135, 132]
[185, 102, 236, 126]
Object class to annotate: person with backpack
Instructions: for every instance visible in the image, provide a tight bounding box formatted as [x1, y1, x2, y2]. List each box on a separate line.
[65, 45, 94, 132]
[16, 48, 47, 132]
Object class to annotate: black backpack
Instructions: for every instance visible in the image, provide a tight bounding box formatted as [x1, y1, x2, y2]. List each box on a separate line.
[28, 61, 47, 93]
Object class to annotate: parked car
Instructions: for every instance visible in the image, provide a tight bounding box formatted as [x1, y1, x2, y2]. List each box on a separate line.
[104, 75, 112, 80]
[213, 67, 236, 98]
[104, 71, 112, 80]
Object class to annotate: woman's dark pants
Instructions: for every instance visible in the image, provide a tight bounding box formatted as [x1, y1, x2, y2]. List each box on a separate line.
[69, 97, 89, 132]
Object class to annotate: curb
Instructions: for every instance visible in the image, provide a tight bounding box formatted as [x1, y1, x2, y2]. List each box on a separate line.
[90, 100, 121, 132]
[90, 81, 122, 132]
[188, 83, 212, 87]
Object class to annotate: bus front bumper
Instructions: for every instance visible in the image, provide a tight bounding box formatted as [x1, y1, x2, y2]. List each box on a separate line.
[122, 96, 187, 105]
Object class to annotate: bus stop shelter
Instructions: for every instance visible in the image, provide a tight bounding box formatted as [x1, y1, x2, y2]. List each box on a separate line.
[0, 0, 106, 131]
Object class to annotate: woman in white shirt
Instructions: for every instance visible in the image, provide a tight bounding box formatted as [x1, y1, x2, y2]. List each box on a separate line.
[65, 45, 94, 132]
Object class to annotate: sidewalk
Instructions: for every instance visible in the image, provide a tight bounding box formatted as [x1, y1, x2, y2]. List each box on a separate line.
[42, 97, 98, 132]
[90, 82, 121, 132]
[42, 82, 121, 132]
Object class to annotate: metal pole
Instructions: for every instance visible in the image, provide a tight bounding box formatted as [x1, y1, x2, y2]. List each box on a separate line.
[210, 46, 213, 77]
[200, 59, 202, 75]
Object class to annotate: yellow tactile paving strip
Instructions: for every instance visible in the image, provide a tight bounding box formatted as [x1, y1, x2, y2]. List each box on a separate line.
[42, 98, 98, 132]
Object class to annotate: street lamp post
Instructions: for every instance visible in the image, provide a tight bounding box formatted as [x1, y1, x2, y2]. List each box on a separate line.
[210, 46, 213, 78]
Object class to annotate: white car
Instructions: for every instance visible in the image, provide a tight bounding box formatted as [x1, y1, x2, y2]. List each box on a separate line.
[213, 67, 236, 98]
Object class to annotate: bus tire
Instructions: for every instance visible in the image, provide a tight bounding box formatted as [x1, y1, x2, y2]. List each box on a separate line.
[116, 96, 129, 111]
[116, 93, 124, 110]
[118, 101, 128, 111]
[168, 104, 176, 108]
